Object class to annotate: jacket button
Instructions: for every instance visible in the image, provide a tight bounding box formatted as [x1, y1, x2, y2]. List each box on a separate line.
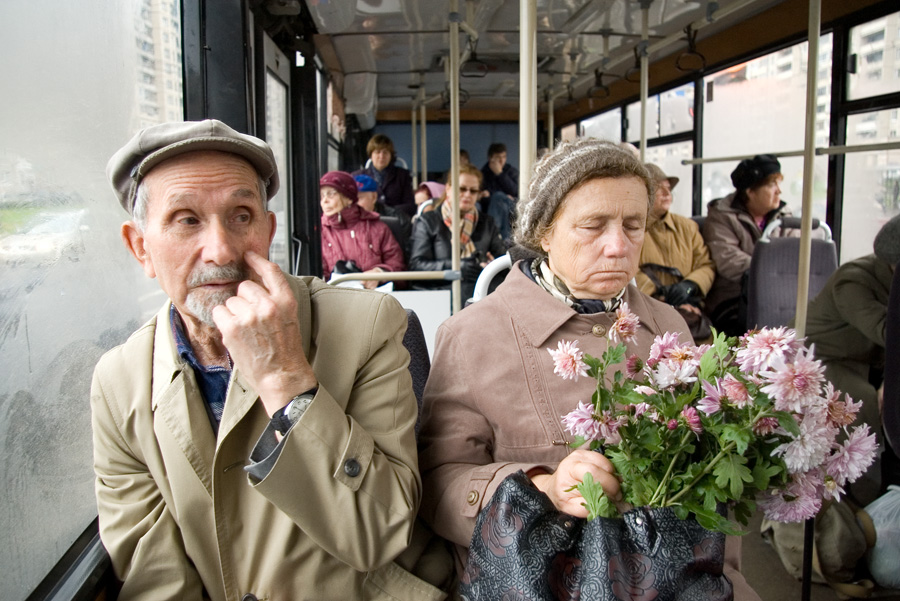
[241, 595, 258, 601]
[466, 490, 479, 505]
[344, 458, 361, 477]
[592, 324, 607, 337]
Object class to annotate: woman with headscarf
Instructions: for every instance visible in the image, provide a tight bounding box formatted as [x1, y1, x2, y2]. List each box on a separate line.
[319, 170, 404, 289]
[408, 163, 506, 301]
[702, 154, 789, 335]
[417, 138, 760, 601]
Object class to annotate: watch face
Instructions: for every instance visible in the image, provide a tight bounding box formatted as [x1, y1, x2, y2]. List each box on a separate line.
[287, 394, 314, 422]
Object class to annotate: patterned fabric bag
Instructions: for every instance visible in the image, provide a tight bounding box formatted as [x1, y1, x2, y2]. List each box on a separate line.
[460, 471, 733, 601]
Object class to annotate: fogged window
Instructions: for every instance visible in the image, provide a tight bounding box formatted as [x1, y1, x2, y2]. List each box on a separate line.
[644, 141, 694, 219]
[841, 108, 900, 263]
[0, 1, 182, 599]
[701, 35, 832, 220]
[581, 108, 621, 143]
[847, 12, 900, 101]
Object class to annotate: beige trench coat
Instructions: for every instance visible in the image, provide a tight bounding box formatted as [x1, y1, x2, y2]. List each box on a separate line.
[636, 211, 716, 297]
[418, 264, 760, 601]
[91, 275, 446, 601]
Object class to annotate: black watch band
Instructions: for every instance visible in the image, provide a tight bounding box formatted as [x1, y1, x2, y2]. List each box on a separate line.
[271, 387, 318, 435]
[271, 406, 293, 435]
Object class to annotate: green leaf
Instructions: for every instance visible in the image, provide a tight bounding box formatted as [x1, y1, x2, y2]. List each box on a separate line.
[578, 472, 618, 520]
[721, 424, 752, 455]
[699, 347, 718, 381]
[682, 502, 747, 536]
[751, 461, 782, 492]
[570, 435, 588, 449]
[713, 454, 753, 499]
[732, 499, 756, 526]
[775, 411, 801, 436]
[583, 354, 602, 374]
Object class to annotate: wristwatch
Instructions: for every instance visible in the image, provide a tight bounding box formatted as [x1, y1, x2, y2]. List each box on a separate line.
[271, 387, 317, 435]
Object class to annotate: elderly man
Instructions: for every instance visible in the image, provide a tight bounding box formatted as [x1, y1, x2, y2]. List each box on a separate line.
[92, 120, 447, 601]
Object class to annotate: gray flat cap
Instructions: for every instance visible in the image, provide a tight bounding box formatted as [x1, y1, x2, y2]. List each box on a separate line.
[107, 119, 279, 214]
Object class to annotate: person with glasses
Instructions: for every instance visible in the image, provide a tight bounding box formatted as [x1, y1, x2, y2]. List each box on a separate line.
[408, 164, 506, 301]
[319, 170, 404, 288]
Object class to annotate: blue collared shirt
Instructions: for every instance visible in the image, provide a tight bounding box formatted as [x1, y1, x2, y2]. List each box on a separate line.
[170, 304, 231, 434]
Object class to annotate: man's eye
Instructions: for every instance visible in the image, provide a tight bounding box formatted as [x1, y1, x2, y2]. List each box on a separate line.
[178, 216, 199, 226]
[234, 213, 251, 223]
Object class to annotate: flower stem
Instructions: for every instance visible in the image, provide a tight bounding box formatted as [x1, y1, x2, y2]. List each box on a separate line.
[648, 430, 692, 505]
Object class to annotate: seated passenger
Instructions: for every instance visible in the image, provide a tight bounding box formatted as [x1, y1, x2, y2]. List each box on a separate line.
[480, 142, 518, 242]
[95, 119, 448, 600]
[319, 170, 404, 288]
[414, 181, 444, 222]
[352, 133, 416, 216]
[354, 173, 412, 259]
[702, 154, 788, 336]
[636, 164, 716, 341]
[408, 164, 505, 301]
[417, 138, 759, 601]
[801, 214, 900, 497]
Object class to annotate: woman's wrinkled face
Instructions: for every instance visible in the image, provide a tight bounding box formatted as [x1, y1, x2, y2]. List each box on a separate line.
[320, 186, 350, 216]
[447, 172, 481, 213]
[540, 176, 648, 300]
[745, 174, 782, 218]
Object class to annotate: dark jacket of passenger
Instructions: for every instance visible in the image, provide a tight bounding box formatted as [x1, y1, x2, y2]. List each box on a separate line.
[417, 263, 759, 601]
[374, 200, 413, 260]
[480, 162, 519, 199]
[702, 193, 791, 313]
[408, 209, 506, 298]
[353, 163, 416, 216]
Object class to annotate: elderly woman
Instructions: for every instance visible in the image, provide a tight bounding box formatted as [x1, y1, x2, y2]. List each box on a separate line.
[319, 170, 404, 289]
[418, 139, 759, 600]
[408, 164, 506, 300]
[702, 155, 788, 335]
[352, 133, 416, 216]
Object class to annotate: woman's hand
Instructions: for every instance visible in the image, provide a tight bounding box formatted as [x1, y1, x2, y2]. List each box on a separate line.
[362, 267, 384, 290]
[530, 450, 622, 518]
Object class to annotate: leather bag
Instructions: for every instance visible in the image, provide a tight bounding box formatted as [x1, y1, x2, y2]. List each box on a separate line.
[460, 471, 733, 601]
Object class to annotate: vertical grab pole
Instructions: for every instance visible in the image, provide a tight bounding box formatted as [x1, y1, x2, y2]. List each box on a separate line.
[639, 1, 651, 162]
[520, 0, 537, 201]
[797, 2, 822, 599]
[547, 92, 555, 152]
[411, 102, 419, 188]
[420, 100, 428, 184]
[449, 1, 462, 313]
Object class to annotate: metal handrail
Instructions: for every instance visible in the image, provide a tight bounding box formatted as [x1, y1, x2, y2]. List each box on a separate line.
[327, 270, 459, 285]
[681, 141, 900, 165]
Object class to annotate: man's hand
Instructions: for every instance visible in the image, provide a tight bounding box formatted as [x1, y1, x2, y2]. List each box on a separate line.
[362, 267, 384, 290]
[213, 251, 317, 416]
[488, 155, 504, 175]
[530, 450, 623, 518]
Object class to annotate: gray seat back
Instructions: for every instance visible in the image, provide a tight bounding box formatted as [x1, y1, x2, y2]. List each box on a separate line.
[402, 309, 430, 438]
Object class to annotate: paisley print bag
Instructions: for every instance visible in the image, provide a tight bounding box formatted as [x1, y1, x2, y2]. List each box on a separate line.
[460, 471, 733, 601]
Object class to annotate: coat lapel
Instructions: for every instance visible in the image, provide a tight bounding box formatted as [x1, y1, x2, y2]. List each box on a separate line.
[150, 303, 216, 495]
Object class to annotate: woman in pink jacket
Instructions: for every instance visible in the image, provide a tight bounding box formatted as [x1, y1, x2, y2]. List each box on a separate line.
[319, 170, 405, 288]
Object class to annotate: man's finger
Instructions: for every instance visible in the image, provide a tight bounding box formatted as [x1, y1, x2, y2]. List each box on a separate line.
[244, 251, 291, 298]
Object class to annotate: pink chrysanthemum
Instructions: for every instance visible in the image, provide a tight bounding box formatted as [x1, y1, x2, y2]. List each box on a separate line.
[548, 340, 589, 382]
[823, 383, 862, 428]
[822, 474, 845, 502]
[772, 411, 835, 474]
[721, 373, 751, 408]
[597, 411, 627, 445]
[561, 401, 601, 440]
[760, 346, 826, 413]
[825, 424, 878, 486]
[758, 471, 823, 522]
[682, 406, 703, 435]
[736, 326, 799, 373]
[610, 302, 641, 344]
[752, 416, 779, 436]
[625, 355, 644, 379]
[634, 385, 657, 396]
[652, 359, 698, 389]
[697, 379, 724, 416]
[648, 332, 680, 368]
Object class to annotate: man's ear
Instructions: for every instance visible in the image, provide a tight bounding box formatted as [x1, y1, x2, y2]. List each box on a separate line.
[121, 221, 156, 279]
[267, 210, 277, 248]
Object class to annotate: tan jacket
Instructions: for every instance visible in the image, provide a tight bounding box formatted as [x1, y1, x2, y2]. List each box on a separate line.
[418, 264, 760, 601]
[91, 276, 446, 601]
[636, 211, 716, 296]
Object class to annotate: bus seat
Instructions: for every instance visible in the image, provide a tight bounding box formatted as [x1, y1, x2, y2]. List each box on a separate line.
[745, 227, 837, 330]
[402, 309, 430, 439]
[471, 254, 512, 302]
[691, 214, 706, 231]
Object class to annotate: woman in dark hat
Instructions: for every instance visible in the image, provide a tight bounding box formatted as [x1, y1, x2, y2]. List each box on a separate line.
[319, 170, 405, 288]
[701, 154, 788, 335]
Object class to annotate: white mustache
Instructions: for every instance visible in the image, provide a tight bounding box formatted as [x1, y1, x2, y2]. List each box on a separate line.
[187, 263, 247, 287]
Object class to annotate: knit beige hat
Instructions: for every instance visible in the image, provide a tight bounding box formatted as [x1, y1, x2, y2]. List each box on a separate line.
[514, 138, 652, 255]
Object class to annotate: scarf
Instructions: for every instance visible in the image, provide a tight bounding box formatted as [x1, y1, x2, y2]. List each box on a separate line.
[529, 258, 625, 314]
[441, 200, 478, 259]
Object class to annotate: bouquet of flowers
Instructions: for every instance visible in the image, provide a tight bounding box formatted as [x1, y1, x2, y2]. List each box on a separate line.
[553, 303, 878, 535]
